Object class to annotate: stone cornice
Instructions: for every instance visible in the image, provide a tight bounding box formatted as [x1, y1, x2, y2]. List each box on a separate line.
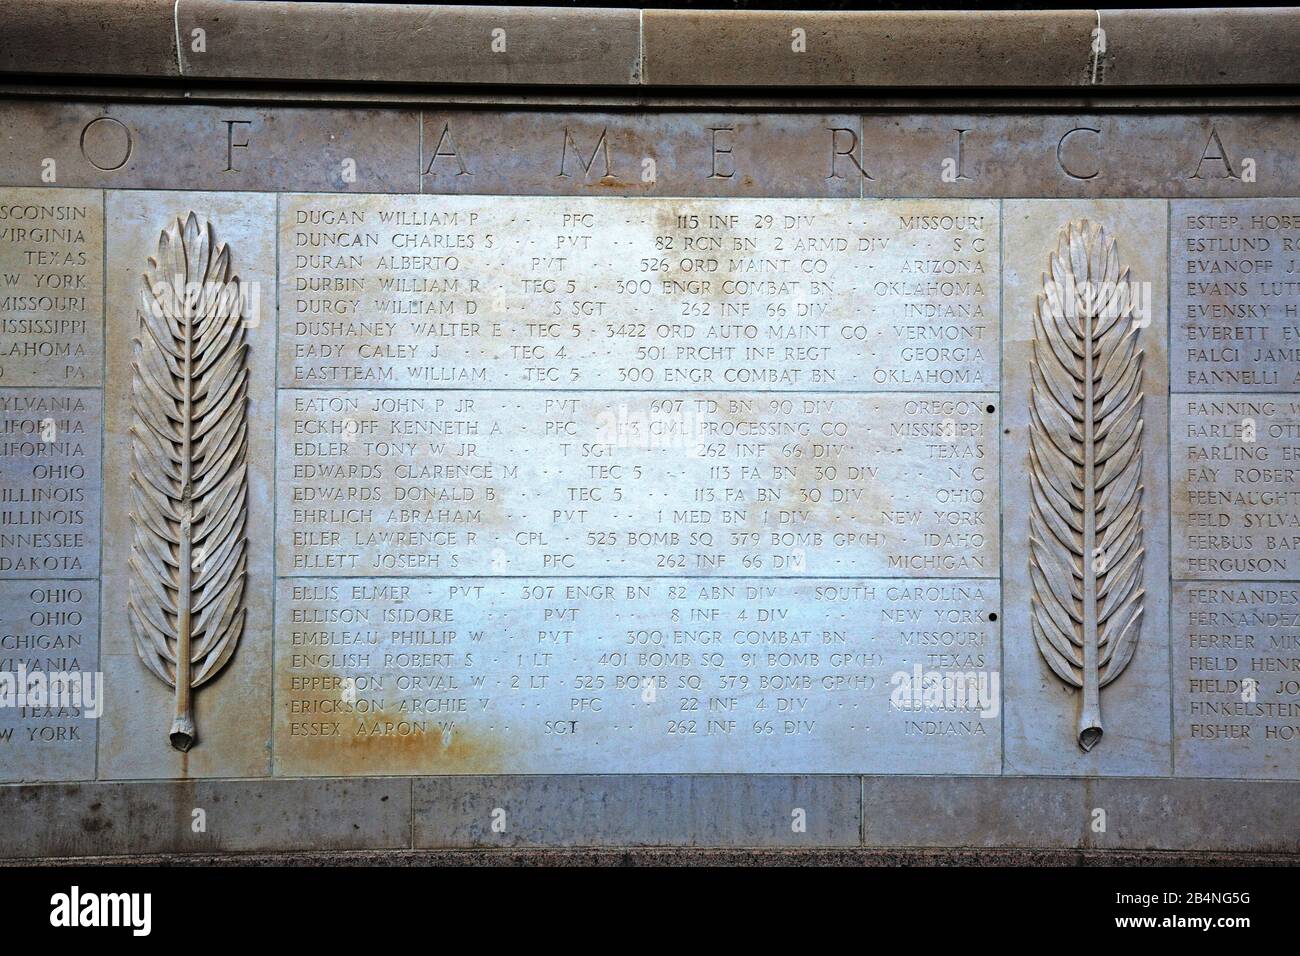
[0, 3, 1298, 91]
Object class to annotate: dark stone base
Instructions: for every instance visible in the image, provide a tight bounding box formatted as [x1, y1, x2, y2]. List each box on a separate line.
[7, 775, 1298, 860]
[9, 847, 1296, 867]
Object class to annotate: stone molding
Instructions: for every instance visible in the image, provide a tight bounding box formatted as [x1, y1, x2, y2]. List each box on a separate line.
[1, 3, 1299, 90]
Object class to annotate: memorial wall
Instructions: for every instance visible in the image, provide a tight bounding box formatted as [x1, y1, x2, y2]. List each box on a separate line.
[0, 3, 1298, 858]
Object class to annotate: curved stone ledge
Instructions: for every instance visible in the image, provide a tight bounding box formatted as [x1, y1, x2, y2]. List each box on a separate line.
[0, 3, 1298, 90]
[0, 0, 180, 78]
[176, 1, 642, 86]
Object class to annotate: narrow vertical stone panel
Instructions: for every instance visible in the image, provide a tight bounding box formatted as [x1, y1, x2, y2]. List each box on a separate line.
[0, 186, 105, 785]
[0, 580, 99, 782]
[0, 387, 101, 579]
[0, 187, 103, 387]
[1001, 199, 1171, 775]
[97, 191, 276, 779]
[1167, 198, 1300, 778]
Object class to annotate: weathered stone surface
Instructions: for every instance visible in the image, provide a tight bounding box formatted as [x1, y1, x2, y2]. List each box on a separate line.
[419, 112, 864, 197]
[1101, 8, 1300, 88]
[864, 776, 1300, 852]
[1171, 199, 1300, 392]
[1000, 199, 1171, 775]
[280, 193, 998, 389]
[856, 114, 1300, 199]
[5, 6, 1300, 92]
[3, 774, 1295, 857]
[862, 776, 1084, 848]
[3, 22, 1300, 858]
[0, 187, 103, 386]
[274, 577, 1000, 776]
[642, 10, 1098, 88]
[0, 388, 101, 579]
[1171, 394, 1300, 581]
[276, 388, 998, 578]
[0, 103, 419, 193]
[413, 774, 861, 846]
[1172, 581, 1300, 779]
[4, 104, 1300, 198]
[178, 1, 642, 86]
[419, 111, 1300, 199]
[1085, 777, 1300, 853]
[97, 190, 276, 779]
[0, 0, 178, 78]
[0, 777, 411, 858]
[0, 579, 98, 782]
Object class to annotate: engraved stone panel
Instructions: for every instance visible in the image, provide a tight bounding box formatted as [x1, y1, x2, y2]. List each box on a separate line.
[1171, 200, 1300, 392]
[273, 577, 1000, 775]
[276, 388, 999, 578]
[0, 579, 98, 782]
[0, 187, 103, 387]
[8, 5, 1300, 857]
[0, 387, 101, 579]
[1173, 581, 1300, 779]
[279, 195, 998, 391]
[1001, 199, 1172, 776]
[0, 147, 1295, 803]
[1171, 394, 1300, 581]
[98, 190, 275, 779]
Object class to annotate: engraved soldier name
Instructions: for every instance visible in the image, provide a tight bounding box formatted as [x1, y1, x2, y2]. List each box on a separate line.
[1175, 582, 1300, 778]
[1173, 396, 1300, 580]
[279, 195, 997, 391]
[277, 389, 998, 577]
[274, 577, 1000, 775]
[1172, 200, 1300, 391]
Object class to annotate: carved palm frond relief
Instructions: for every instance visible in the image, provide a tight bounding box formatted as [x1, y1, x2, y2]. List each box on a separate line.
[128, 213, 248, 752]
[1029, 219, 1145, 752]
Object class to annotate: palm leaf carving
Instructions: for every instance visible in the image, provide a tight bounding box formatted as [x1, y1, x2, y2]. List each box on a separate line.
[1029, 220, 1144, 752]
[128, 213, 248, 752]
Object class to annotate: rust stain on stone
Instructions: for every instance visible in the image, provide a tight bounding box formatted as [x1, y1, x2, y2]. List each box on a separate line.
[276, 669, 508, 776]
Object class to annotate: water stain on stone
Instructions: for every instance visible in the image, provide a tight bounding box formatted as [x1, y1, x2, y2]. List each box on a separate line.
[276, 668, 508, 776]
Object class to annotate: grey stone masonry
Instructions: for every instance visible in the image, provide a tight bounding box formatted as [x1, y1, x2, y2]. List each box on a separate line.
[2, 4, 1299, 89]
[1, 776, 1296, 858]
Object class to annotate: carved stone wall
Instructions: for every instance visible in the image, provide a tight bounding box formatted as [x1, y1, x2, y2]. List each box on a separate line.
[0, 4, 1297, 858]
